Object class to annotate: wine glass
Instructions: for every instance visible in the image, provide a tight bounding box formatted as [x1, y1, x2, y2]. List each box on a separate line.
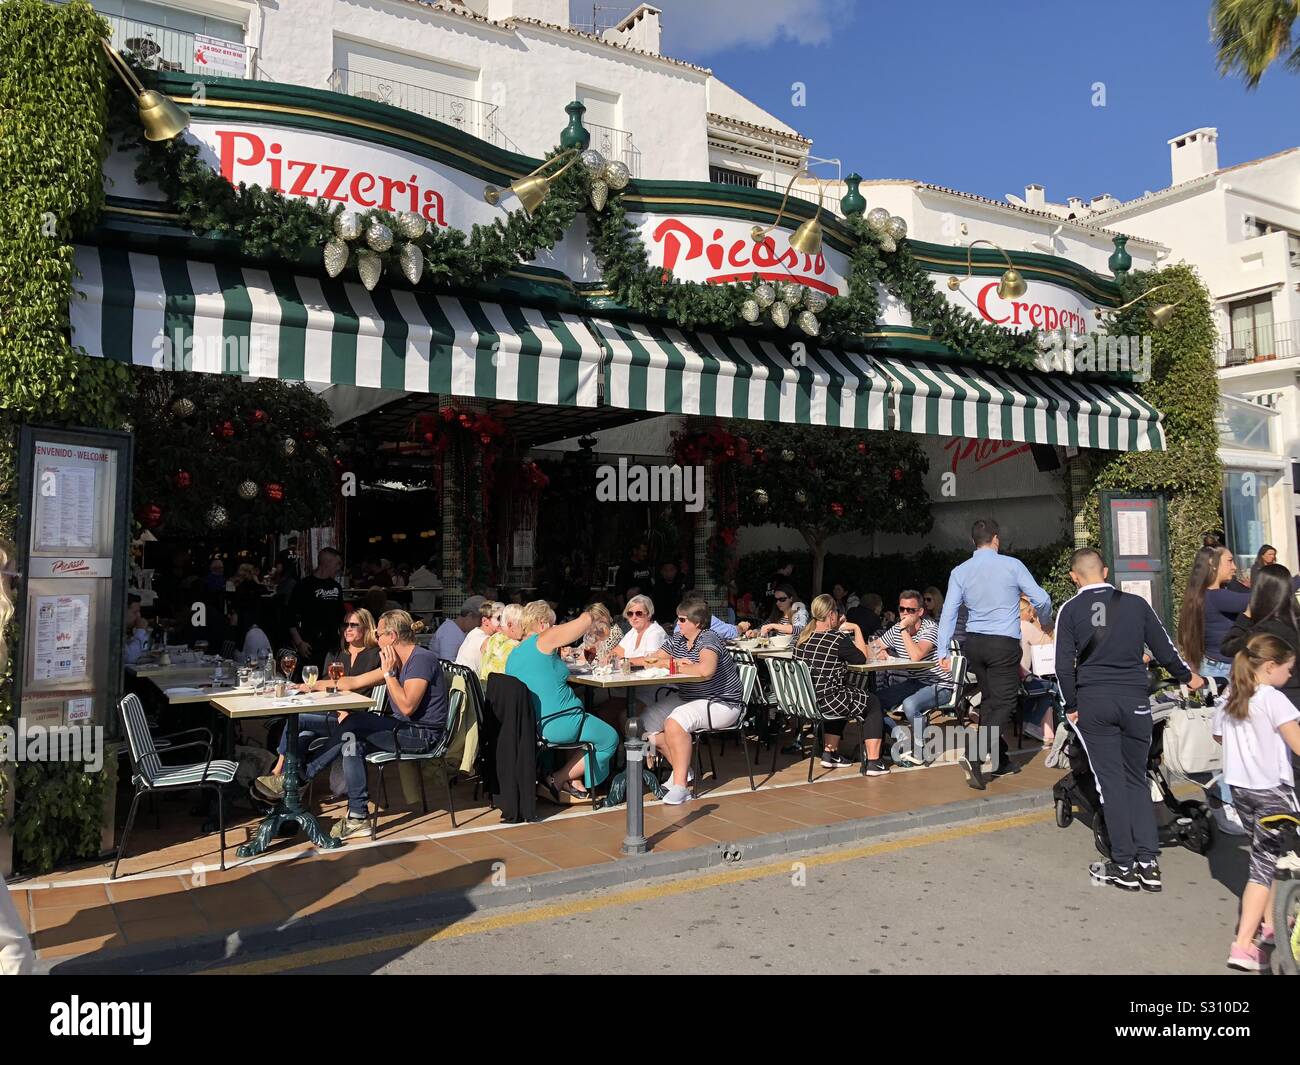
[249, 666, 266, 695]
[327, 659, 345, 693]
[279, 650, 298, 686]
[302, 664, 319, 691]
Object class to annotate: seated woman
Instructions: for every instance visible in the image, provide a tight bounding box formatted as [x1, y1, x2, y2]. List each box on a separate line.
[640, 597, 745, 805]
[254, 608, 380, 801]
[614, 594, 668, 664]
[506, 601, 620, 801]
[478, 602, 524, 684]
[738, 581, 808, 637]
[1019, 595, 1057, 745]
[794, 594, 888, 776]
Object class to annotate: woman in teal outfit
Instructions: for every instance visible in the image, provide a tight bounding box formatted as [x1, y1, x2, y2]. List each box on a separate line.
[506, 600, 620, 799]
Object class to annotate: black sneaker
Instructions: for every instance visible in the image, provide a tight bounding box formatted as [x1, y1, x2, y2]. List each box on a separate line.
[958, 755, 986, 790]
[820, 749, 855, 768]
[990, 759, 1021, 778]
[1089, 860, 1140, 891]
[860, 758, 891, 777]
[1135, 861, 1162, 892]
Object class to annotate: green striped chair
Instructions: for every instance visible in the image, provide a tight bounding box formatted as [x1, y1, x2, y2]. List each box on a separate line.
[689, 655, 761, 793]
[115, 693, 238, 879]
[764, 657, 849, 783]
[364, 687, 465, 837]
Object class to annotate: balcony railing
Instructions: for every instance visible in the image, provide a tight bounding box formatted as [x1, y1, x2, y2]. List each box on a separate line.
[709, 168, 838, 215]
[1216, 319, 1300, 367]
[586, 121, 641, 178]
[329, 69, 511, 150]
[93, 9, 249, 78]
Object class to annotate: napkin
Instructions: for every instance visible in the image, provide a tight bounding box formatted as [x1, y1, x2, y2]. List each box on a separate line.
[163, 686, 205, 696]
[635, 667, 670, 679]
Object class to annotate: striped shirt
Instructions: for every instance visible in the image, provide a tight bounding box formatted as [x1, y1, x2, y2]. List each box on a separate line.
[878, 618, 948, 686]
[662, 628, 742, 705]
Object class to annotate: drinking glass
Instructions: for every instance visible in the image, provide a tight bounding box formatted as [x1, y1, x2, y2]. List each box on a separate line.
[237, 666, 252, 690]
[327, 660, 346, 693]
[279, 650, 299, 685]
[250, 667, 266, 694]
[302, 664, 319, 690]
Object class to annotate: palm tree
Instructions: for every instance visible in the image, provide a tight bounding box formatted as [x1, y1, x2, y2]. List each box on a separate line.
[1211, 0, 1300, 88]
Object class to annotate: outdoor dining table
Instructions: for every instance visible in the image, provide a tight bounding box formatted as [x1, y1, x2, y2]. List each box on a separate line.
[208, 689, 374, 857]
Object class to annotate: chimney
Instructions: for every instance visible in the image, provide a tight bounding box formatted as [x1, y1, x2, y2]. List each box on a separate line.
[1024, 184, 1045, 209]
[1090, 193, 1119, 212]
[486, 0, 569, 27]
[1168, 127, 1219, 186]
[603, 4, 661, 54]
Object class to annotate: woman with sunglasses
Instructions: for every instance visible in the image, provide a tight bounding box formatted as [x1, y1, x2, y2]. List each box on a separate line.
[613, 594, 668, 664]
[744, 581, 808, 637]
[254, 608, 380, 801]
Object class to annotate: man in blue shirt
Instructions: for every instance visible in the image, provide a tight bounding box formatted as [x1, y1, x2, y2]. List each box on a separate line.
[937, 519, 1053, 789]
[673, 589, 739, 641]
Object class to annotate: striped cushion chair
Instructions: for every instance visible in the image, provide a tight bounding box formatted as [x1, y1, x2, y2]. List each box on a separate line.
[690, 654, 760, 793]
[764, 657, 849, 783]
[115, 693, 238, 879]
[365, 688, 465, 837]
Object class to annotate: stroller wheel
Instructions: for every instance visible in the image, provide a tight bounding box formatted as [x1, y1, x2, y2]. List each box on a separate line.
[1185, 810, 1215, 856]
[1055, 797, 1073, 828]
[1093, 815, 1112, 859]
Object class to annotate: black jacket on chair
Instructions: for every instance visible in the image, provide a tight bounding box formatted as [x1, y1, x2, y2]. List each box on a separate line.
[484, 673, 537, 822]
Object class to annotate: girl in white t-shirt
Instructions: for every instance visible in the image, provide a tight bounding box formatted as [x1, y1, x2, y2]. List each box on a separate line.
[1213, 633, 1300, 971]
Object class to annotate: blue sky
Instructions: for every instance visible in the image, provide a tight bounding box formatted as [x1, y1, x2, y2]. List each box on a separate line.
[610, 0, 1296, 202]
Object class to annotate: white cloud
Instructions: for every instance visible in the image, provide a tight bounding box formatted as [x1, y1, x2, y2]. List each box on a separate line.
[576, 0, 854, 58]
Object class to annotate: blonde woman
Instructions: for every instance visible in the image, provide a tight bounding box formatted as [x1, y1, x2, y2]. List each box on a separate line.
[1019, 595, 1056, 745]
[479, 603, 524, 683]
[614, 594, 667, 664]
[0, 540, 36, 974]
[255, 608, 381, 800]
[794, 594, 888, 774]
[506, 600, 619, 799]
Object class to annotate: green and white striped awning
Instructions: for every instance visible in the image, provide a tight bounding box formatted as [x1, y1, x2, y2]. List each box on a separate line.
[588, 317, 889, 429]
[873, 355, 1166, 452]
[71, 245, 602, 407]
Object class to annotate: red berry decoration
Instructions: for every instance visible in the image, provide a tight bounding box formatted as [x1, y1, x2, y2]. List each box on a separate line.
[423, 431, 435, 445]
[892, 467, 904, 481]
[252, 409, 268, 424]
[479, 433, 492, 447]
[264, 483, 285, 502]
[830, 502, 844, 517]
[174, 470, 192, 489]
[219, 420, 236, 439]
[857, 442, 867, 454]
[138, 503, 163, 528]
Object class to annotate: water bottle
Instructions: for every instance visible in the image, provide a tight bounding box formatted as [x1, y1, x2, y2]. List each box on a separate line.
[265, 650, 275, 682]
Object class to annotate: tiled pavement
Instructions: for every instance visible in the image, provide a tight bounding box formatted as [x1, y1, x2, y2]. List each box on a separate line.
[9, 738, 1059, 965]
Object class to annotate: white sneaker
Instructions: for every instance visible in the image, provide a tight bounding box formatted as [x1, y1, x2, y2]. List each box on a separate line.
[661, 784, 692, 805]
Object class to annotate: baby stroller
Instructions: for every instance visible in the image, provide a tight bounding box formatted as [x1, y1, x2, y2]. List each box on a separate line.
[1051, 678, 1215, 859]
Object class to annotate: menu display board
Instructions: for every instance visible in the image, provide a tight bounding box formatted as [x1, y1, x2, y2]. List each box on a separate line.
[32, 594, 91, 683]
[1100, 493, 1172, 626]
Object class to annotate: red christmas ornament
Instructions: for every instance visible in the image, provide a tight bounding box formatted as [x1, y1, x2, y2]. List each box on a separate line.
[892, 467, 904, 481]
[754, 447, 766, 461]
[138, 503, 162, 528]
[252, 409, 268, 424]
[830, 502, 844, 518]
[479, 433, 492, 447]
[218, 420, 236, 439]
[173, 470, 192, 489]
[264, 483, 285, 502]
[423, 431, 435, 445]
[857, 442, 868, 454]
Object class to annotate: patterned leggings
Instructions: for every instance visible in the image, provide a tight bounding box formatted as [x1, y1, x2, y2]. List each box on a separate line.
[1229, 783, 1300, 887]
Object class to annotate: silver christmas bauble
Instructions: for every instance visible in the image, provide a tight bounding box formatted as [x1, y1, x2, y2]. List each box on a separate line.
[589, 179, 609, 212]
[885, 215, 908, 241]
[399, 242, 424, 285]
[580, 149, 607, 176]
[754, 283, 776, 309]
[238, 480, 258, 500]
[334, 211, 362, 241]
[778, 281, 804, 306]
[866, 207, 890, 233]
[281, 436, 297, 457]
[365, 220, 394, 252]
[879, 234, 897, 254]
[803, 288, 829, 314]
[602, 160, 631, 190]
[394, 211, 428, 240]
[752, 488, 769, 506]
[206, 504, 230, 529]
[323, 238, 349, 278]
[797, 310, 821, 337]
[794, 489, 807, 504]
[781, 449, 795, 462]
[171, 397, 195, 418]
[770, 301, 791, 329]
[741, 299, 761, 323]
[356, 249, 382, 291]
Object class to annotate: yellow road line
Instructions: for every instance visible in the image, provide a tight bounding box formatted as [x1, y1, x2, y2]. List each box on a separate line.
[203, 808, 1052, 975]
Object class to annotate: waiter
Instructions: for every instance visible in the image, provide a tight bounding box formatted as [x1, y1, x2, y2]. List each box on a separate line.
[937, 519, 1053, 789]
[1055, 547, 1202, 891]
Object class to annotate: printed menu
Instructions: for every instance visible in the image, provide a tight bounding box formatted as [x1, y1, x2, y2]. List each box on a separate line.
[32, 594, 90, 682]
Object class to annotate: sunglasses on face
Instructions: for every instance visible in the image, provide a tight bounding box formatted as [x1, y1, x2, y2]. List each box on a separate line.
[775, 596, 790, 604]
[676, 616, 690, 624]
[899, 606, 920, 614]
[344, 622, 362, 629]
[625, 610, 647, 618]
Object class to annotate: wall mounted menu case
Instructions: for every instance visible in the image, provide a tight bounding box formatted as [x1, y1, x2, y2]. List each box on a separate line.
[15, 427, 133, 737]
[1099, 492, 1173, 626]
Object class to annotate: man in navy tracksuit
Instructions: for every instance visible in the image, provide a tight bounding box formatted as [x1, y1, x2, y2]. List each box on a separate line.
[1054, 548, 1203, 891]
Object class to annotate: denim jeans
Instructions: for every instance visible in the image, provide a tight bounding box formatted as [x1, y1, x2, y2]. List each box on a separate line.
[278, 711, 335, 759]
[877, 678, 952, 756]
[310, 714, 440, 819]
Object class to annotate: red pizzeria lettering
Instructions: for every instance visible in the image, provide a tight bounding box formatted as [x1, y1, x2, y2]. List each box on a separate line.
[52, 560, 91, 574]
[212, 129, 449, 226]
[974, 281, 1089, 335]
[650, 218, 837, 294]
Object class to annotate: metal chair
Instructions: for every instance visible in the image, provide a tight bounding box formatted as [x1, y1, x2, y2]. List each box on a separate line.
[537, 710, 599, 800]
[690, 657, 759, 793]
[366, 688, 465, 836]
[924, 645, 970, 724]
[764, 657, 849, 782]
[114, 693, 238, 879]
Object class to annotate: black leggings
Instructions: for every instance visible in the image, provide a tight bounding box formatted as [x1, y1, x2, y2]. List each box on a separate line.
[824, 693, 884, 741]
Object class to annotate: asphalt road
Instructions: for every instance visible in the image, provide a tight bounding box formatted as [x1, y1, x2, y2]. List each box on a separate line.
[191, 806, 1276, 976]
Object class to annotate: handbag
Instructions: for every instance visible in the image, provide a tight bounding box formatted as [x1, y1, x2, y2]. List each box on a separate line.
[1162, 693, 1222, 777]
